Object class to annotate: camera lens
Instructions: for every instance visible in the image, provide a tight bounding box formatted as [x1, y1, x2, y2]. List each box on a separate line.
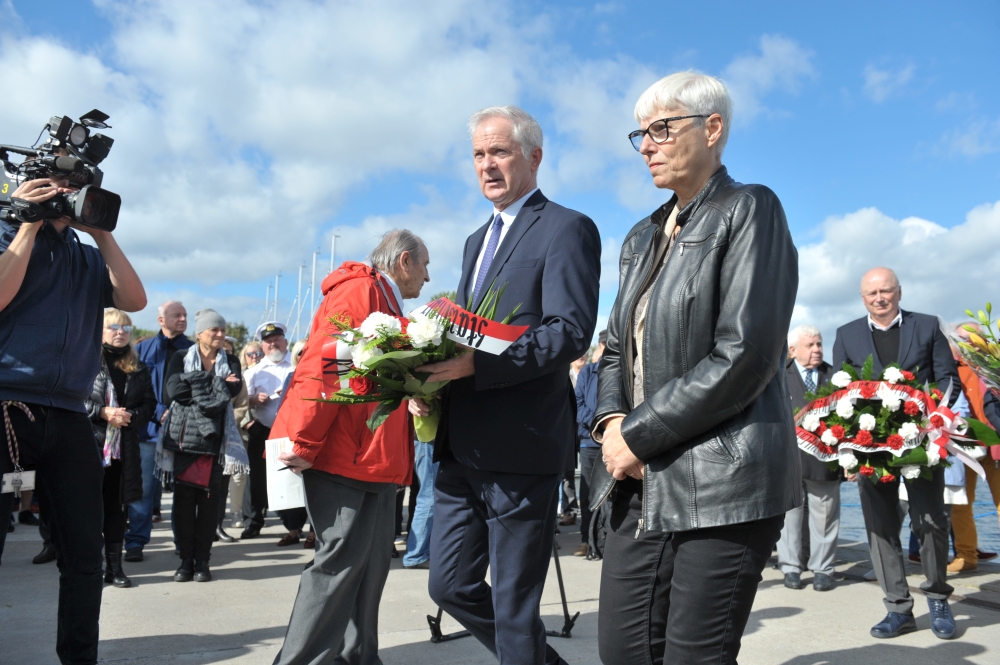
[66, 185, 121, 232]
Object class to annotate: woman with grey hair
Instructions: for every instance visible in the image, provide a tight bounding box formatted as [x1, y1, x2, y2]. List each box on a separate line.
[592, 71, 800, 663]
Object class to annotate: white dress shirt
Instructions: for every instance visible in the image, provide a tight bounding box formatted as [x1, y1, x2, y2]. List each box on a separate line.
[867, 310, 902, 331]
[243, 355, 295, 428]
[471, 187, 539, 284]
[794, 359, 818, 389]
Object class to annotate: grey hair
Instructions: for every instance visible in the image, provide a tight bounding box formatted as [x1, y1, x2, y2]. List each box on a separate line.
[158, 300, 183, 318]
[368, 229, 425, 274]
[788, 325, 822, 348]
[634, 71, 733, 157]
[468, 106, 543, 160]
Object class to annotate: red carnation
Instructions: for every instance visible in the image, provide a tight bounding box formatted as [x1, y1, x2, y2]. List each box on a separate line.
[901, 370, 915, 381]
[930, 414, 945, 429]
[860, 383, 878, 399]
[830, 425, 845, 439]
[854, 430, 873, 446]
[887, 434, 904, 450]
[903, 401, 920, 416]
[817, 421, 828, 435]
[879, 473, 896, 483]
[931, 388, 943, 401]
[859, 465, 875, 477]
[349, 376, 376, 396]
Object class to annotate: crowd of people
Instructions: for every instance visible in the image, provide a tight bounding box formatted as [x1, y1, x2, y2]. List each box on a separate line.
[2, 69, 999, 665]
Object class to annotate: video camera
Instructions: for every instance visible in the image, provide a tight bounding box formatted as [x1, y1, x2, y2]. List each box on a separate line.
[0, 109, 121, 231]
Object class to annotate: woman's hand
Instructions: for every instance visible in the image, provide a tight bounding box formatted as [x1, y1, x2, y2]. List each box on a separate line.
[602, 417, 644, 481]
[101, 407, 131, 427]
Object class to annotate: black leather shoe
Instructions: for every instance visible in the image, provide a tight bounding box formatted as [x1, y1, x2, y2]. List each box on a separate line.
[104, 543, 132, 588]
[124, 548, 143, 562]
[812, 573, 834, 591]
[193, 560, 212, 583]
[928, 599, 956, 639]
[216, 527, 236, 543]
[240, 526, 262, 540]
[783, 572, 804, 589]
[32, 543, 56, 564]
[18, 509, 39, 525]
[870, 612, 916, 638]
[174, 559, 194, 582]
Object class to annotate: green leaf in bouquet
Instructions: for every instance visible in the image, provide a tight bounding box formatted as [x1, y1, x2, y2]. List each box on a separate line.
[366, 399, 402, 432]
[861, 356, 874, 381]
[842, 362, 859, 381]
[886, 447, 928, 467]
[964, 418, 1000, 446]
[368, 374, 406, 392]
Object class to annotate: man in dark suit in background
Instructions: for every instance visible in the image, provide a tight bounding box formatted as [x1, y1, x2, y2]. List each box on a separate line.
[778, 325, 839, 592]
[832, 267, 961, 641]
[412, 105, 601, 665]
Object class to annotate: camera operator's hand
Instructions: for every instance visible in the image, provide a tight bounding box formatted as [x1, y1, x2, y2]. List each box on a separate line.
[11, 177, 74, 207]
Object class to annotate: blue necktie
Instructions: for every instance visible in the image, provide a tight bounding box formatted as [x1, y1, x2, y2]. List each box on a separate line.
[472, 213, 504, 305]
[803, 370, 816, 393]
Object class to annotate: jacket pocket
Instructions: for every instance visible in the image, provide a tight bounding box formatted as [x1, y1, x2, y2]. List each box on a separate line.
[696, 428, 741, 464]
[504, 258, 539, 269]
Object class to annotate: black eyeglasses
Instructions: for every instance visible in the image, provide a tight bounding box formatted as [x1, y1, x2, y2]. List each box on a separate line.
[107, 324, 133, 333]
[628, 115, 709, 151]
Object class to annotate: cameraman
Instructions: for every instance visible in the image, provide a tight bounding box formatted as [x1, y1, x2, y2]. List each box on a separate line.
[0, 175, 145, 665]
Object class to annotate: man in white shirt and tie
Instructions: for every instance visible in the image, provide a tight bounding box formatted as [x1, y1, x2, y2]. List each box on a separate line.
[778, 325, 840, 592]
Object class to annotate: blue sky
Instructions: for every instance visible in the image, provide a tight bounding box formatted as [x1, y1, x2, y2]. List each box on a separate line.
[4, 0, 999, 347]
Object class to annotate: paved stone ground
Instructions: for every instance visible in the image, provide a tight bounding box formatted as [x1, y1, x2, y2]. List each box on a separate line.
[2, 498, 999, 664]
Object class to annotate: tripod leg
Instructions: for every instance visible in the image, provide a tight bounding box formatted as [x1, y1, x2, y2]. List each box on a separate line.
[545, 533, 580, 638]
[427, 606, 472, 644]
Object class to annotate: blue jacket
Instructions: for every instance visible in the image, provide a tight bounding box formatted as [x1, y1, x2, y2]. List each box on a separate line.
[575, 361, 600, 446]
[135, 330, 194, 441]
[0, 221, 114, 412]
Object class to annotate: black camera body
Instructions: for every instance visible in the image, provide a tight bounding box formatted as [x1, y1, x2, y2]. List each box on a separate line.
[1, 110, 120, 232]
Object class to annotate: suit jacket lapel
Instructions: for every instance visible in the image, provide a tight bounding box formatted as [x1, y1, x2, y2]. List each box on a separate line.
[896, 309, 915, 367]
[458, 217, 492, 308]
[470, 190, 548, 312]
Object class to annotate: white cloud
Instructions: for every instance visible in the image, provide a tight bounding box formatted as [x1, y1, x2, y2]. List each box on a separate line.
[938, 117, 1000, 158]
[722, 34, 816, 122]
[792, 201, 1000, 349]
[862, 63, 914, 103]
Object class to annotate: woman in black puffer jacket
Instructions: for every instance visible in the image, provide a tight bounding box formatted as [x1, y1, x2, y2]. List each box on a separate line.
[85, 309, 156, 589]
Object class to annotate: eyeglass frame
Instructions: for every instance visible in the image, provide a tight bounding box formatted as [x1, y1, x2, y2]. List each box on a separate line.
[245, 350, 264, 359]
[628, 114, 710, 152]
[106, 323, 133, 333]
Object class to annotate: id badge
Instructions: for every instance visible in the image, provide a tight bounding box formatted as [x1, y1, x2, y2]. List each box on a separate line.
[1, 470, 36, 495]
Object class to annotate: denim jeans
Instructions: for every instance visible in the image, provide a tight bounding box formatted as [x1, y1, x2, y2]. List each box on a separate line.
[124, 440, 157, 552]
[403, 440, 438, 566]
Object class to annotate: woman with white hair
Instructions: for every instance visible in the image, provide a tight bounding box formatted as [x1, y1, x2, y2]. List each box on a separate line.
[591, 71, 800, 664]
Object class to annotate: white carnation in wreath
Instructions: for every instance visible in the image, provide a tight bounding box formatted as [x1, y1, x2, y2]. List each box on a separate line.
[835, 397, 855, 419]
[839, 452, 858, 470]
[351, 343, 384, 369]
[821, 429, 839, 446]
[926, 444, 942, 467]
[858, 414, 876, 431]
[407, 313, 444, 348]
[830, 371, 852, 388]
[900, 465, 922, 480]
[882, 367, 905, 384]
[358, 312, 402, 338]
[881, 394, 902, 412]
[898, 422, 920, 441]
[801, 413, 821, 432]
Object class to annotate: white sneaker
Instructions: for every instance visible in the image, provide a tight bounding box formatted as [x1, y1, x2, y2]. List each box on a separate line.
[394, 537, 406, 546]
[231, 513, 244, 529]
[863, 569, 877, 581]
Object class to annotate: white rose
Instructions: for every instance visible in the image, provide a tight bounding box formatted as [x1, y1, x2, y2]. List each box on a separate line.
[858, 414, 876, 431]
[881, 394, 902, 412]
[882, 367, 905, 384]
[898, 422, 920, 441]
[821, 429, 839, 446]
[900, 465, 922, 480]
[830, 371, 852, 388]
[801, 414, 821, 432]
[351, 344, 384, 368]
[835, 397, 855, 419]
[407, 314, 444, 349]
[838, 452, 858, 470]
[358, 312, 402, 338]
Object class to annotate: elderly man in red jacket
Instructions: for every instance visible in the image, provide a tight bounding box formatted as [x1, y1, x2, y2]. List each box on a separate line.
[269, 229, 429, 665]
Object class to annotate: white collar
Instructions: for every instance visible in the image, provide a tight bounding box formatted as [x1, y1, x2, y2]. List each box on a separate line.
[257, 354, 291, 369]
[378, 270, 405, 314]
[868, 311, 902, 332]
[493, 187, 539, 224]
[793, 359, 814, 375]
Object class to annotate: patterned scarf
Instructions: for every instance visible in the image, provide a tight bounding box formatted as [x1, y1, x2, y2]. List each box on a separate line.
[102, 363, 122, 467]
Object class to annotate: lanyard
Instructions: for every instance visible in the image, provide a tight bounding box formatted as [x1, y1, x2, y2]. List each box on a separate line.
[1, 401, 34, 473]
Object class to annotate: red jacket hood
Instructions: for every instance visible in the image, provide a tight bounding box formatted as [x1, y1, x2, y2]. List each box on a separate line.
[322, 261, 376, 296]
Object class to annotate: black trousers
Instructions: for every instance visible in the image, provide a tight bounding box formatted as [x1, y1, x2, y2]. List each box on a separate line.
[172, 463, 224, 562]
[599, 479, 783, 665]
[246, 421, 270, 529]
[578, 446, 601, 544]
[0, 404, 104, 665]
[102, 459, 127, 549]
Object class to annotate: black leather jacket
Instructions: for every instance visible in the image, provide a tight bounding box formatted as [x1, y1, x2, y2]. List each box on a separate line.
[591, 166, 802, 533]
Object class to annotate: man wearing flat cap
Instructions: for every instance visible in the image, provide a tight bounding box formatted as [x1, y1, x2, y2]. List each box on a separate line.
[240, 321, 296, 540]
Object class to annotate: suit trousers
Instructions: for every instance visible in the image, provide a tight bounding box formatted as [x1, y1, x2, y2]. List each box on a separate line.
[598, 480, 783, 665]
[429, 458, 566, 665]
[246, 422, 270, 529]
[858, 468, 953, 614]
[777, 479, 840, 576]
[952, 462, 1000, 563]
[274, 470, 395, 665]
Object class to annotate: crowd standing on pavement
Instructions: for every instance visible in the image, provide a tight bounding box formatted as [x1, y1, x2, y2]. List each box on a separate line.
[2, 70, 999, 665]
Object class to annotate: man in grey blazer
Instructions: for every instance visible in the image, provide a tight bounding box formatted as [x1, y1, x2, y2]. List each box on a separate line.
[778, 325, 840, 592]
[832, 267, 960, 641]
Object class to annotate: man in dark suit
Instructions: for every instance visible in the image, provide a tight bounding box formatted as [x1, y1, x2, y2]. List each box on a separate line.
[832, 267, 960, 641]
[778, 325, 840, 592]
[412, 106, 600, 665]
